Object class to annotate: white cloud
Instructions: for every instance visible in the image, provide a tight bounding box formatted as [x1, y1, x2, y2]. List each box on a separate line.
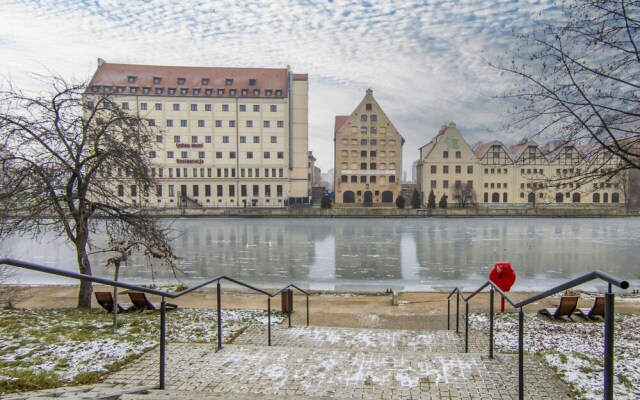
[0, 0, 558, 175]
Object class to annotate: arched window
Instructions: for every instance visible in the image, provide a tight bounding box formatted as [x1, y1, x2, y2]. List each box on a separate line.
[370, 163, 377, 170]
[343, 191, 355, 203]
[484, 192, 489, 202]
[350, 176, 357, 183]
[360, 139, 367, 145]
[492, 192, 500, 203]
[503, 192, 508, 203]
[603, 193, 609, 203]
[592, 193, 600, 203]
[363, 191, 373, 204]
[527, 192, 535, 203]
[371, 139, 377, 145]
[572, 193, 581, 203]
[612, 193, 620, 203]
[360, 163, 367, 170]
[555, 193, 564, 203]
[381, 191, 393, 203]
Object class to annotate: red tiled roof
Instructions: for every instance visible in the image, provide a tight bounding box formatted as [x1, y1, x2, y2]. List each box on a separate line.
[506, 140, 539, 161]
[472, 140, 504, 158]
[88, 60, 297, 98]
[334, 115, 349, 132]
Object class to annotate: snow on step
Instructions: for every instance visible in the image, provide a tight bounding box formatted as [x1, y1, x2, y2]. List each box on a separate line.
[233, 325, 463, 353]
[106, 343, 572, 399]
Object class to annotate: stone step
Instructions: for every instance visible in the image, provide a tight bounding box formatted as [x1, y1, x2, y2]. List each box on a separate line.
[119, 390, 332, 399]
[106, 343, 573, 399]
[2, 383, 155, 400]
[233, 325, 465, 353]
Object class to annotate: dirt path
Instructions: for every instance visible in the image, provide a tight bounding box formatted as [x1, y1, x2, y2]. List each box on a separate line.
[13, 285, 640, 329]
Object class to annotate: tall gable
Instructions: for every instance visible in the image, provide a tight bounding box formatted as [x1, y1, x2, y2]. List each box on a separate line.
[421, 123, 476, 163]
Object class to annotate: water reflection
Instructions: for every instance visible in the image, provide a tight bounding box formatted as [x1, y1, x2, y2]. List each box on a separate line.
[3, 217, 639, 291]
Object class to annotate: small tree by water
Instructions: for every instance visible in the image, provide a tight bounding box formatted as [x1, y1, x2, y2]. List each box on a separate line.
[321, 195, 332, 209]
[427, 190, 436, 209]
[411, 189, 421, 209]
[395, 194, 406, 208]
[438, 194, 448, 209]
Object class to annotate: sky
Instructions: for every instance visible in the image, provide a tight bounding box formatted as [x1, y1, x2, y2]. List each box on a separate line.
[0, 0, 559, 179]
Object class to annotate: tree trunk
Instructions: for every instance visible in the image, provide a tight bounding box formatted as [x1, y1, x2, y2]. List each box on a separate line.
[75, 236, 93, 309]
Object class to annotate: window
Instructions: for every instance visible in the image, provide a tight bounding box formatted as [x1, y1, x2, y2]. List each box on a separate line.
[443, 166, 449, 174]
[277, 152, 284, 159]
[350, 176, 357, 183]
[240, 136, 246, 143]
[430, 165, 437, 173]
[360, 163, 367, 170]
[389, 176, 396, 183]
[205, 185, 211, 197]
[168, 88, 176, 95]
[253, 105, 260, 112]
[239, 104, 246, 112]
[443, 151, 449, 158]
[199, 151, 205, 159]
[361, 126, 367, 134]
[370, 126, 377, 134]
[216, 151, 222, 159]
[253, 136, 260, 143]
[127, 76, 137, 83]
[361, 150, 367, 157]
[455, 166, 462, 174]
[361, 114, 367, 121]
[247, 152, 253, 159]
[341, 176, 348, 183]
[177, 77, 186, 85]
[173, 136, 180, 143]
[270, 136, 277, 143]
[264, 152, 271, 159]
[371, 139, 377, 145]
[264, 121, 271, 128]
[156, 135, 163, 143]
[443, 180, 449, 189]
[222, 104, 229, 111]
[241, 89, 248, 96]
[275, 89, 282, 96]
[223, 136, 230, 143]
[215, 120, 222, 127]
[360, 176, 367, 183]
[467, 166, 473, 174]
[148, 119, 156, 126]
[155, 88, 163, 95]
[217, 89, 224, 95]
[191, 104, 197, 111]
[366, 103, 372, 111]
[230, 151, 236, 159]
[205, 104, 212, 111]
[198, 120, 205, 127]
[180, 120, 187, 127]
[129, 87, 137, 93]
[225, 79, 233, 86]
[455, 151, 461, 159]
[191, 135, 198, 143]
[205, 136, 212, 143]
[118, 185, 125, 196]
[246, 120, 253, 128]
[173, 104, 180, 111]
[253, 89, 260, 96]
[167, 151, 174, 158]
[370, 150, 377, 157]
[181, 151, 188, 158]
[361, 139, 367, 145]
[217, 185, 223, 197]
[140, 103, 148, 110]
[121, 102, 129, 110]
[277, 120, 284, 128]
[229, 120, 236, 127]
[265, 89, 272, 96]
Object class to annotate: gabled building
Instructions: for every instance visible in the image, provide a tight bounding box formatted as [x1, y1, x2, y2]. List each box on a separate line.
[86, 59, 309, 208]
[334, 89, 404, 206]
[417, 122, 627, 207]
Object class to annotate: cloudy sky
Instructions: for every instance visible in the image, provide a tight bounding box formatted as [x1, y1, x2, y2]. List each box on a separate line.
[0, 0, 558, 179]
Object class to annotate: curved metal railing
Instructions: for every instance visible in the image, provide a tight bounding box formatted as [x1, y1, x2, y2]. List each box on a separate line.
[0, 258, 311, 390]
[446, 270, 630, 400]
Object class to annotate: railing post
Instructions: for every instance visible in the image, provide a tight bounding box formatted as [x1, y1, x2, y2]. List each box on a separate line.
[464, 302, 469, 353]
[489, 287, 494, 359]
[267, 297, 272, 346]
[217, 281, 222, 350]
[447, 297, 450, 330]
[160, 297, 166, 390]
[604, 289, 615, 400]
[306, 294, 309, 327]
[288, 289, 292, 328]
[456, 291, 460, 334]
[518, 307, 524, 400]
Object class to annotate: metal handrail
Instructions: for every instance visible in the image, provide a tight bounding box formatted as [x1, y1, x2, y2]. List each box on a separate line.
[0, 258, 311, 390]
[446, 270, 630, 400]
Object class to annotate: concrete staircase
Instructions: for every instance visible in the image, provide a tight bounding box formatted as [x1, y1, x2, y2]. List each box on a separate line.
[5, 323, 574, 399]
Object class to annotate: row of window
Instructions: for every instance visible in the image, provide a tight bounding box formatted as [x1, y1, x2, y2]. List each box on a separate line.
[157, 135, 280, 144]
[442, 151, 463, 159]
[158, 151, 285, 160]
[340, 175, 396, 184]
[117, 184, 284, 198]
[127, 76, 255, 87]
[148, 167, 285, 179]
[91, 101, 281, 113]
[161, 119, 284, 128]
[479, 191, 620, 203]
[340, 139, 397, 146]
[360, 114, 378, 122]
[430, 180, 473, 189]
[430, 165, 474, 174]
[94, 84, 283, 97]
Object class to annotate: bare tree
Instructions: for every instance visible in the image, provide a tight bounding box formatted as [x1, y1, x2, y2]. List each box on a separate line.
[492, 0, 640, 179]
[0, 75, 176, 308]
[452, 183, 476, 208]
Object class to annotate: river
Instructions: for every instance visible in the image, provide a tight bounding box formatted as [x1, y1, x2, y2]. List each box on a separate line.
[3, 217, 639, 292]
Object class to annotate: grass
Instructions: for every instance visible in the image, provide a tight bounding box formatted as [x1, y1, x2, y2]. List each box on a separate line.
[0, 307, 283, 395]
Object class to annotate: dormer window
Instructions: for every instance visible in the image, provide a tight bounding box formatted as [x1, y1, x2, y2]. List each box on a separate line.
[275, 89, 282, 96]
[155, 88, 163, 94]
[180, 88, 188, 95]
[225, 78, 233, 85]
[129, 87, 138, 93]
[241, 89, 248, 96]
[217, 88, 224, 95]
[168, 88, 176, 95]
[201, 78, 209, 85]
[127, 76, 137, 83]
[91, 86, 99, 92]
[265, 89, 272, 96]
[229, 89, 237, 96]
[177, 78, 186, 85]
[205, 88, 212, 96]
[253, 89, 260, 96]
[143, 87, 150, 94]
[193, 88, 200, 95]
[102, 86, 111, 93]
[116, 86, 125, 93]
[153, 77, 161, 84]
[249, 79, 256, 86]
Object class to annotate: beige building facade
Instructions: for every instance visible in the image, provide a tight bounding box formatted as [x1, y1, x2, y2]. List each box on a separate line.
[87, 59, 309, 208]
[334, 89, 404, 206]
[417, 123, 626, 207]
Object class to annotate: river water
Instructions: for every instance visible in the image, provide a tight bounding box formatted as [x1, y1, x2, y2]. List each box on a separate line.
[3, 217, 639, 292]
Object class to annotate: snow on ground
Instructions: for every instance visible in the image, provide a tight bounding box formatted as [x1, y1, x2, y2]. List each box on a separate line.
[0, 308, 282, 389]
[469, 312, 640, 400]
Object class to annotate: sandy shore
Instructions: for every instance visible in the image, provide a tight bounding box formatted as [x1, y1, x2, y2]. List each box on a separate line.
[13, 285, 640, 326]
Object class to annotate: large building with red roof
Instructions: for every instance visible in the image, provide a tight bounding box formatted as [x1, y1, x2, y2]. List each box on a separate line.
[416, 123, 627, 207]
[87, 59, 309, 208]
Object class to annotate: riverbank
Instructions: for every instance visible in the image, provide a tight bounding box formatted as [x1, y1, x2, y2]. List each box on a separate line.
[140, 206, 638, 218]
